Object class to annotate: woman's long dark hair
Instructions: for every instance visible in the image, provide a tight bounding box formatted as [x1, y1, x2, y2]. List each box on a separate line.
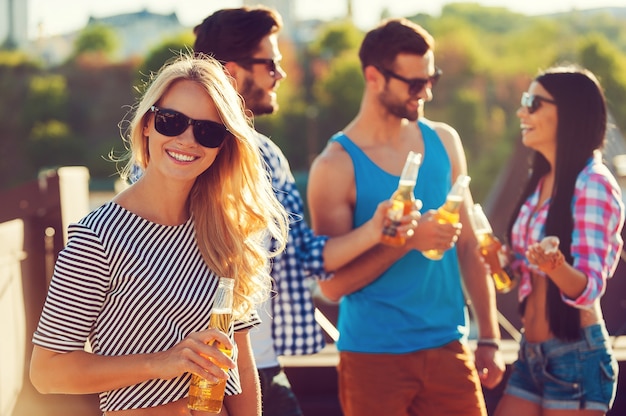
[507, 64, 607, 340]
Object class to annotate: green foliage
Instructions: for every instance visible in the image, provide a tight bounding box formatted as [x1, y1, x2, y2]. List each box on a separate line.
[70, 24, 119, 61]
[58, 63, 137, 179]
[0, 59, 42, 188]
[308, 20, 363, 59]
[313, 54, 364, 148]
[0, 49, 41, 69]
[20, 73, 83, 172]
[448, 88, 487, 160]
[441, 3, 526, 34]
[136, 32, 195, 90]
[23, 75, 69, 122]
[4, 3, 626, 200]
[26, 120, 85, 170]
[577, 34, 626, 133]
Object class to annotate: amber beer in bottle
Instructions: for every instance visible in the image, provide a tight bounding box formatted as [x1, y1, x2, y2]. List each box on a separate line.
[188, 277, 234, 413]
[422, 175, 471, 260]
[470, 204, 515, 293]
[381, 151, 423, 246]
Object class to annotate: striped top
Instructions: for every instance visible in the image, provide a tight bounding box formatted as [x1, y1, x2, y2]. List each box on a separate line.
[32, 202, 260, 411]
[511, 151, 625, 307]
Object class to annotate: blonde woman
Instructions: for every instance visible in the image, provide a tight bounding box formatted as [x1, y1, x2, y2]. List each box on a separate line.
[29, 54, 288, 415]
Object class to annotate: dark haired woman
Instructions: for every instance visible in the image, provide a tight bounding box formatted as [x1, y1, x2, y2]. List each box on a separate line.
[495, 65, 624, 416]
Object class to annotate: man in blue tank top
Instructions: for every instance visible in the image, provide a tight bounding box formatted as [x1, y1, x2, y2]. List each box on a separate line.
[192, 7, 419, 416]
[308, 18, 505, 416]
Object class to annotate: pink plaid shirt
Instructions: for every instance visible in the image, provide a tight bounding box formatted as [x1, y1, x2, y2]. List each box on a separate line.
[510, 151, 624, 308]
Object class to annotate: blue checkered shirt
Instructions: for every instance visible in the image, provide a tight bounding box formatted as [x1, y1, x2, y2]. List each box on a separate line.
[255, 132, 329, 356]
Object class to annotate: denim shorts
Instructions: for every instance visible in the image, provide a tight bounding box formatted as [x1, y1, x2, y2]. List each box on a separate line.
[504, 323, 618, 411]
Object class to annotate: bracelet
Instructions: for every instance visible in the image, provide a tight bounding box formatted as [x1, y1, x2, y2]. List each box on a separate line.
[538, 250, 565, 273]
[477, 338, 500, 350]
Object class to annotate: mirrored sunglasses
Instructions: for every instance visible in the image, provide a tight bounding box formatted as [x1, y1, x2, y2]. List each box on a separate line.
[150, 106, 229, 148]
[520, 92, 556, 114]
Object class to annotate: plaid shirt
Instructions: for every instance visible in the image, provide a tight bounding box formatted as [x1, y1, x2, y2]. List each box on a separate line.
[511, 151, 624, 308]
[255, 132, 328, 356]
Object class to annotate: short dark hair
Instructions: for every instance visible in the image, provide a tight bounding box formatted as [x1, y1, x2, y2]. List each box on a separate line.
[193, 6, 283, 63]
[359, 18, 434, 71]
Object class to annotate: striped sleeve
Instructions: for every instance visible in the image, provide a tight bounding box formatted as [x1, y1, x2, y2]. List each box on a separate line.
[33, 223, 110, 351]
[233, 310, 261, 332]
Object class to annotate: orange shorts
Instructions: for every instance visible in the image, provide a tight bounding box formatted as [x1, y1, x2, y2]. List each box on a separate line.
[338, 341, 487, 416]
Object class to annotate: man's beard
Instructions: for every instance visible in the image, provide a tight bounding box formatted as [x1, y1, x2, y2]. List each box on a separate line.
[240, 77, 277, 116]
[379, 89, 418, 122]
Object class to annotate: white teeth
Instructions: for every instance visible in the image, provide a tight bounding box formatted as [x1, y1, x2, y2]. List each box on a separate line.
[167, 150, 196, 162]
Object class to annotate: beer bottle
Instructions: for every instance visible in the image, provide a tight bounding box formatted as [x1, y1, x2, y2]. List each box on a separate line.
[422, 174, 471, 260]
[470, 204, 515, 293]
[381, 151, 423, 246]
[188, 277, 234, 413]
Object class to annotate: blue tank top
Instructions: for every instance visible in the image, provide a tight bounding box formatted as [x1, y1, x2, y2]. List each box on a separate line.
[330, 119, 469, 353]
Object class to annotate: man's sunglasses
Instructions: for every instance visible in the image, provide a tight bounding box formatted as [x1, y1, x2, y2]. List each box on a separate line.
[520, 92, 556, 114]
[235, 57, 281, 77]
[150, 106, 229, 149]
[376, 66, 443, 96]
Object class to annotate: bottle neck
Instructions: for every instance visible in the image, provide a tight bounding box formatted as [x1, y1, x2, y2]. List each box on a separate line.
[214, 278, 234, 312]
[393, 182, 415, 201]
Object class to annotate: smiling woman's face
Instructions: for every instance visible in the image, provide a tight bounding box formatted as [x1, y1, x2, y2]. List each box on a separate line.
[143, 80, 222, 185]
[518, 81, 558, 157]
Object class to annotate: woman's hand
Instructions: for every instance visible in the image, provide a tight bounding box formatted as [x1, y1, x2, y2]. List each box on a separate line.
[150, 328, 235, 382]
[526, 236, 564, 273]
[30, 328, 234, 395]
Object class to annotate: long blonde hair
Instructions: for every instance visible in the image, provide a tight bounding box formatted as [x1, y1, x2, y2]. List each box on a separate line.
[121, 54, 288, 318]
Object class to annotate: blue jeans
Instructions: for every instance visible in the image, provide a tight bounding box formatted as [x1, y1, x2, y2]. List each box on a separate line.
[505, 323, 618, 411]
[258, 365, 303, 416]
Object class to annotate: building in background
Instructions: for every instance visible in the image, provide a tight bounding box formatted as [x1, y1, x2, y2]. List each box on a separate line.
[86, 10, 186, 59]
[26, 9, 187, 66]
[1, 0, 28, 48]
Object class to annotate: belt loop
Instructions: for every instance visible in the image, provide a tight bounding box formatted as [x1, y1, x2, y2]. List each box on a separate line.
[583, 326, 593, 348]
[582, 323, 600, 348]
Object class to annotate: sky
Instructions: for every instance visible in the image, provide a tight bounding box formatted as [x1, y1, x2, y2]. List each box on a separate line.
[28, 0, 626, 39]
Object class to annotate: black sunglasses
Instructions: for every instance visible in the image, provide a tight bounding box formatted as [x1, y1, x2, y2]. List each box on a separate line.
[520, 92, 556, 114]
[235, 57, 281, 77]
[149, 106, 229, 149]
[376, 66, 442, 95]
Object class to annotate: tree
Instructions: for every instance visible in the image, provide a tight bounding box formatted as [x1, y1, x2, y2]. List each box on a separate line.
[0, 51, 42, 188]
[23, 74, 69, 122]
[313, 53, 363, 151]
[308, 20, 363, 59]
[136, 32, 195, 89]
[22, 74, 85, 172]
[578, 34, 626, 133]
[69, 24, 119, 63]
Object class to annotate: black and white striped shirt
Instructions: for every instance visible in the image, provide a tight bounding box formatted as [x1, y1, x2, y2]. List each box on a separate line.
[33, 202, 260, 411]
